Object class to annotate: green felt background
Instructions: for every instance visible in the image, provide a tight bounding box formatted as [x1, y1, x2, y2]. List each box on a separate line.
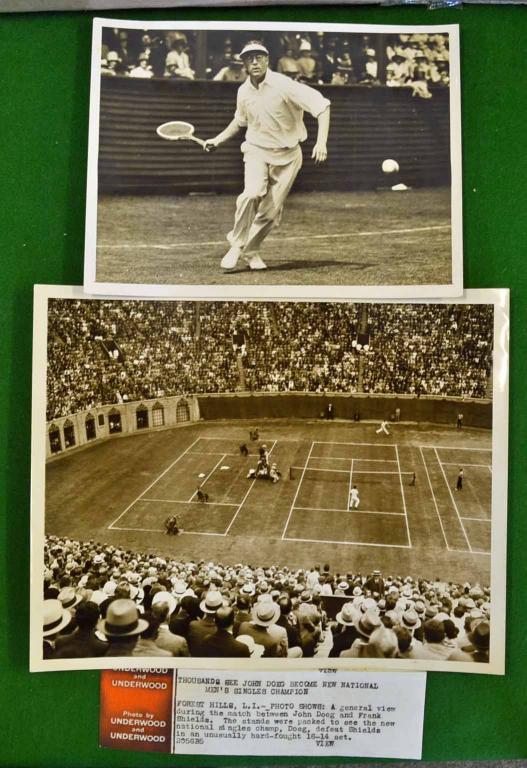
[0, 4, 526, 765]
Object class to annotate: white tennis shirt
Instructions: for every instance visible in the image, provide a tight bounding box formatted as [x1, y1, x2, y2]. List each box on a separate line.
[234, 69, 330, 151]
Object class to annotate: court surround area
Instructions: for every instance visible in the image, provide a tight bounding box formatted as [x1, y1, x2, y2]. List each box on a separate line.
[46, 420, 492, 584]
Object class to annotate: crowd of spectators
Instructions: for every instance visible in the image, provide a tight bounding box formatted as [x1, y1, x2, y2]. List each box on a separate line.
[47, 300, 493, 420]
[100, 28, 449, 93]
[363, 304, 493, 398]
[43, 535, 490, 663]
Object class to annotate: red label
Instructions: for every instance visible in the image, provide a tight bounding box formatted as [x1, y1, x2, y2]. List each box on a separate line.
[100, 669, 174, 753]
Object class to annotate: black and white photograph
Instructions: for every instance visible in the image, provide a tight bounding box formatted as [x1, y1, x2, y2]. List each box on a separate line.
[84, 20, 462, 299]
[31, 286, 507, 673]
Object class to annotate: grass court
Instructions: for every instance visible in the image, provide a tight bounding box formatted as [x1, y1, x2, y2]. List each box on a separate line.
[46, 420, 491, 584]
[95, 188, 452, 287]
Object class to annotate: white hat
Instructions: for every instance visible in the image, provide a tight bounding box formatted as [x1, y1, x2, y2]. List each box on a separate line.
[299, 41, 312, 52]
[239, 42, 269, 59]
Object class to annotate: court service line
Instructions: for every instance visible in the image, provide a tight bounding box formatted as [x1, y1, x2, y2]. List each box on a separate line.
[441, 462, 492, 469]
[224, 440, 277, 536]
[107, 437, 201, 530]
[187, 451, 240, 457]
[421, 445, 491, 452]
[314, 441, 395, 448]
[188, 453, 227, 502]
[141, 498, 238, 507]
[295, 506, 405, 516]
[419, 447, 450, 551]
[99, 225, 451, 251]
[460, 515, 491, 522]
[449, 547, 489, 555]
[111, 525, 227, 538]
[395, 445, 412, 548]
[434, 447, 472, 553]
[283, 536, 411, 550]
[310, 456, 398, 463]
[301, 466, 407, 476]
[281, 441, 315, 540]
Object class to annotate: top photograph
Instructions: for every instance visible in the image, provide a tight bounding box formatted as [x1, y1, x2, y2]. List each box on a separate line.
[84, 20, 462, 299]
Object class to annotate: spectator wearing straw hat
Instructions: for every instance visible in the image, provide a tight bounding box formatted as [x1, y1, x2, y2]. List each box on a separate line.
[43, 599, 73, 659]
[329, 603, 361, 657]
[448, 620, 490, 664]
[340, 610, 383, 657]
[54, 601, 107, 659]
[99, 599, 149, 657]
[133, 612, 172, 658]
[188, 590, 224, 656]
[276, 595, 303, 657]
[151, 598, 189, 657]
[238, 600, 287, 657]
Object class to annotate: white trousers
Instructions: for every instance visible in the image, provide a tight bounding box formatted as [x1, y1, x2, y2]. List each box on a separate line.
[349, 497, 360, 509]
[227, 145, 303, 252]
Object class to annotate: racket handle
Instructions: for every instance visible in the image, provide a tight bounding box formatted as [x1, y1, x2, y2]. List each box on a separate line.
[190, 135, 206, 149]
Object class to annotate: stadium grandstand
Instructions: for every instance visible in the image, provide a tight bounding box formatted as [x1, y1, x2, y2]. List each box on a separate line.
[47, 300, 492, 420]
[43, 298, 493, 664]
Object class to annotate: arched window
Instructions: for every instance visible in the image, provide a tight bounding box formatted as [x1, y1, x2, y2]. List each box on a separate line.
[152, 401, 165, 427]
[176, 399, 190, 423]
[85, 413, 96, 441]
[136, 404, 149, 429]
[48, 424, 62, 454]
[108, 408, 122, 434]
[63, 418, 76, 448]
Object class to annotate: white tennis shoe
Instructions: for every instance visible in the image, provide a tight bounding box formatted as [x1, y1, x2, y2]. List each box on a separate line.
[246, 254, 267, 270]
[221, 245, 243, 270]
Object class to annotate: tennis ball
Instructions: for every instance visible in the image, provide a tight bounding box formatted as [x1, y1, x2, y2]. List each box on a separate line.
[382, 159, 400, 174]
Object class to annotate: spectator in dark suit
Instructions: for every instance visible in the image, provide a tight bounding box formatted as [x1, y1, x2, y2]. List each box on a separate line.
[54, 601, 107, 658]
[201, 607, 251, 658]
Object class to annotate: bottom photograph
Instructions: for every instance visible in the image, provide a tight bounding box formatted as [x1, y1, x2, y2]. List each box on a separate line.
[30, 287, 508, 674]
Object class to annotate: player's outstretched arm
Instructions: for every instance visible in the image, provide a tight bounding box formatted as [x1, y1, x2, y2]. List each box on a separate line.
[312, 106, 330, 163]
[204, 118, 242, 152]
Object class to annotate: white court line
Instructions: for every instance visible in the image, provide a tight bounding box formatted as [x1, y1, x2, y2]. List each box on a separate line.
[449, 548, 490, 556]
[419, 447, 450, 551]
[441, 462, 492, 469]
[99, 225, 451, 250]
[188, 453, 227, 502]
[314, 441, 396, 448]
[310, 455, 398, 463]
[107, 437, 200, 530]
[111, 524, 226, 537]
[187, 451, 240, 457]
[281, 441, 315, 540]
[141, 498, 238, 507]
[434, 447, 472, 552]
[460, 516, 491, 522]
[283, 536, 411, 550]
[422, 445, 491, 452]
[224, 440, 277, 535]
[295, 506, 405, 516]
[396, 445, 412, 548]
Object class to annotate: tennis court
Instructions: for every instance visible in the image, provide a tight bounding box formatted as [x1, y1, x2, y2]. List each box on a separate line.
[106, 433, 491, 557]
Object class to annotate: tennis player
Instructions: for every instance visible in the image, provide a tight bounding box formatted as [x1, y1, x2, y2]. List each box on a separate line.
[204, 41, 331, 271]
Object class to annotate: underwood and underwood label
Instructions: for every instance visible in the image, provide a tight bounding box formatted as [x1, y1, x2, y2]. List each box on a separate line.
[100, 668, 427, 759]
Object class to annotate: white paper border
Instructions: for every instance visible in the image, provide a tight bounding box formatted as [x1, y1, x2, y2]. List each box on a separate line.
[31, 286, 507, 673]
[84, 18, 463, 300]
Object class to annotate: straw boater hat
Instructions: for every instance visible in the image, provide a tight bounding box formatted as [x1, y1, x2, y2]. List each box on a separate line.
[354, 610, 382, 639]
[236, 635, 265, 658]
[401, 608, 421, 631]
[152, 590, 178, 617]
[43, 599, 72, 637]
[98, 599, 148, 638]
[57, 586, 83, 610]
[336, 603, 356, 626]
[199, 590, 223, 614]
[251, 601, 280, 627]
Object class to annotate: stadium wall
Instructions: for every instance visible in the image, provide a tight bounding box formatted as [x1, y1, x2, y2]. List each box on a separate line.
[45, 395, 199, 460]
[98, 77, 451, 194]
[196, 392, 492, 428]
[46, 391, 491, 460]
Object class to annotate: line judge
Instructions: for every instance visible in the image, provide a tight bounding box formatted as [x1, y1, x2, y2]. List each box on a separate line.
[204, 40, 331, 271]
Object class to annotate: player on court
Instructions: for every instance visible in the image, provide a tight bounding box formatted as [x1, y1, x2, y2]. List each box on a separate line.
[376, 420, 390, 435]
[455, 468, 464, 491]
[349, 485, 360, 509]
[204, 41, 331, 271]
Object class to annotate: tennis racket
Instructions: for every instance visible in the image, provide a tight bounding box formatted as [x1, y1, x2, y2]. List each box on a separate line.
[156, 120, 206, 148]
